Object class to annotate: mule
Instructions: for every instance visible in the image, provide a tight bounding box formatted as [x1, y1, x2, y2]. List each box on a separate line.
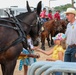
[40, 19, 68, 50]
[0, 1, 42, 75]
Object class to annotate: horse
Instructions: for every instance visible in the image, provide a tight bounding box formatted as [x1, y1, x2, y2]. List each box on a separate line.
[0, 1, 42, 75]
[40, 19, 68, 50]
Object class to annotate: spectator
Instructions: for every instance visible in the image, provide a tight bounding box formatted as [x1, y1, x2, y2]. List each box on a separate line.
[54, 10, 60, 20]
[33, 33, 66, 75]
[19, 35, 39, 75]
[64, 7, 76, 75]
[48, 10, 53, 20]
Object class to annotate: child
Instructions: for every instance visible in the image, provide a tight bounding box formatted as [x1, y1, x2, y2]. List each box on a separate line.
[33, 33, 66, 75]
[40, 8, 48, 22]
[54, 10, 60, 20]
[47, 10, 53, 20]
[19, 35, 39, 75]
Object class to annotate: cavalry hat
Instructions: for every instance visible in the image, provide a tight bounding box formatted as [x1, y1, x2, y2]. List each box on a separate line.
[64, 8, 76, 15]
[52, 33, 66, 40]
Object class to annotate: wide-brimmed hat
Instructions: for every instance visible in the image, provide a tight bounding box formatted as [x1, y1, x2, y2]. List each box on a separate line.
[52, 33, 66, 40]
[64, 8, 76, 15]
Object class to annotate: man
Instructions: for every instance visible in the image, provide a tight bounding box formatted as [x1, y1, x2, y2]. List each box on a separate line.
[64, 7, 76, 75]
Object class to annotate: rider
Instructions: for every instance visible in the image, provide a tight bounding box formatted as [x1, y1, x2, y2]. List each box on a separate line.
[54, 10, 60, 20]
[47, 10, 53, 20]
[40, 8, 47, 22]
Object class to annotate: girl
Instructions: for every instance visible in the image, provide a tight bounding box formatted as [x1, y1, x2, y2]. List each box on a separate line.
[33, 33, 66, 75]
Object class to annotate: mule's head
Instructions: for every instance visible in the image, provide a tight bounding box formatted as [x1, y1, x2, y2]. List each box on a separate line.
[53, 19, 68, 35]
[20, 1, 42, 46]
[28, 1, 42, 46]
[54, 20, 63, 33]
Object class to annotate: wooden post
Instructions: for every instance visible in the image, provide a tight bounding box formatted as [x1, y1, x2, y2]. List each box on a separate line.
[71, 0, 75, 8]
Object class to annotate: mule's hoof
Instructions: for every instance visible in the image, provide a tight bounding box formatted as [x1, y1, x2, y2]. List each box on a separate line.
[49, 45, 51, 47]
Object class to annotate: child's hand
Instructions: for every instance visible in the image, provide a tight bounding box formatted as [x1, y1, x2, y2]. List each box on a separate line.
[31, 47, 38, 50]
[27, 53, 40, 58]
[32, 47, 42, 52]
[46, 58, 55, 61]
[46, 59, 51, 61]
[35, 53, 40, 58]
[36, 48, 43, 52]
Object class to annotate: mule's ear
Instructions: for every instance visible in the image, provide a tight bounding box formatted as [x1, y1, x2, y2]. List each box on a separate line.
[26, 1, 31, 12]
[37, 1, 42, 16]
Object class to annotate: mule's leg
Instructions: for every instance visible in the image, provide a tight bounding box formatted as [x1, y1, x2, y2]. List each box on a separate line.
[41, 39, 45, 50]
[47, 34, 51, 47]
[51, 31, 55, 45]
[41, 32, 45, 50]
[1, 60, 17, 75]
[51, 36, 54, 45]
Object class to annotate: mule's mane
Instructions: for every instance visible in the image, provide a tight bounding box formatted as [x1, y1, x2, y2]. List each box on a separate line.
[16, 12, 33, 20]
[0, 12, 33, 21]
[44, 20, 55, 26]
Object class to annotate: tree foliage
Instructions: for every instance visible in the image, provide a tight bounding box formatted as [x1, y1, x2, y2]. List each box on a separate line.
[54, 4, 72, 12]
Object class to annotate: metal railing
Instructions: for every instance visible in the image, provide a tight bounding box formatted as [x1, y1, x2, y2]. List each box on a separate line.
[27, 60, 76, 75]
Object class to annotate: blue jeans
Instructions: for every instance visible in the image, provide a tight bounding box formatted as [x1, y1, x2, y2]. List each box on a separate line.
[64, 46, 76, 75]
[41, 18, 47, 22]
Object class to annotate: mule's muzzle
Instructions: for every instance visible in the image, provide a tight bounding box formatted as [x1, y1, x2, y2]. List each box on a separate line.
[33, 40, 39, 46]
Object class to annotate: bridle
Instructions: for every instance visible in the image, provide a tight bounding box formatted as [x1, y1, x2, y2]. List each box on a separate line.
[0, 14, 28, 53]
[0, 11, 40, 53]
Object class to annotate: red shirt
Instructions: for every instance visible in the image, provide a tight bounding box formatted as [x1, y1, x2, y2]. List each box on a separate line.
[40, 11, 46, 18]
[48, 13, 53, 20]
[54, 12, 60, 20]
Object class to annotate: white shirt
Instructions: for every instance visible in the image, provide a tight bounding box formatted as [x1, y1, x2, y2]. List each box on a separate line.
[27, 38, 34, 49]
[65, 20, 76, 45]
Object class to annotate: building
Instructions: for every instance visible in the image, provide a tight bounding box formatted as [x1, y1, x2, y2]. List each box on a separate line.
[0, 6, 27, 18]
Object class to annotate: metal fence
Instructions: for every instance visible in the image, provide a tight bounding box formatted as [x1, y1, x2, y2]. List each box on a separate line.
[27, 60, 76, 75]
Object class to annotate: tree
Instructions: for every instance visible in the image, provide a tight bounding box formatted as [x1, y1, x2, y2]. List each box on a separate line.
[54, 4, 72, 12]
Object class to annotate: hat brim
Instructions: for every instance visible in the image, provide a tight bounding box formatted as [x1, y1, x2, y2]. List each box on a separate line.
[52, 37, 59, 40]
[64, 11, 76, 15]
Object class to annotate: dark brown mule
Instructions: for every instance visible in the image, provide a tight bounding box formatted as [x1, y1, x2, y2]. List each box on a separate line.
[0, 1, 41, 75]
[40, 19, 68, 50]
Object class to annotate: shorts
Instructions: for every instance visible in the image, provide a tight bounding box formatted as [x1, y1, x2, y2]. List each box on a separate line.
[19, 48, 36, 70]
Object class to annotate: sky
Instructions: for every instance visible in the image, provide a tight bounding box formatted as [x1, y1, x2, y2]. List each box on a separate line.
[0, 0, 75, 8]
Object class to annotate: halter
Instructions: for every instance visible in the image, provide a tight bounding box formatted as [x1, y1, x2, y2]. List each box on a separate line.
[0, 10, 40, 53]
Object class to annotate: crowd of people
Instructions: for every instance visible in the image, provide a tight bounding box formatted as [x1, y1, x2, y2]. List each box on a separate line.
[40, 8, 60, 22]
[18, 7, 76, 75]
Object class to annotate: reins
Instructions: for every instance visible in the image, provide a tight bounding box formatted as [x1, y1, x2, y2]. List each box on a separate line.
[0, 10, 40, 53]
[0, 11, 28, 53]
